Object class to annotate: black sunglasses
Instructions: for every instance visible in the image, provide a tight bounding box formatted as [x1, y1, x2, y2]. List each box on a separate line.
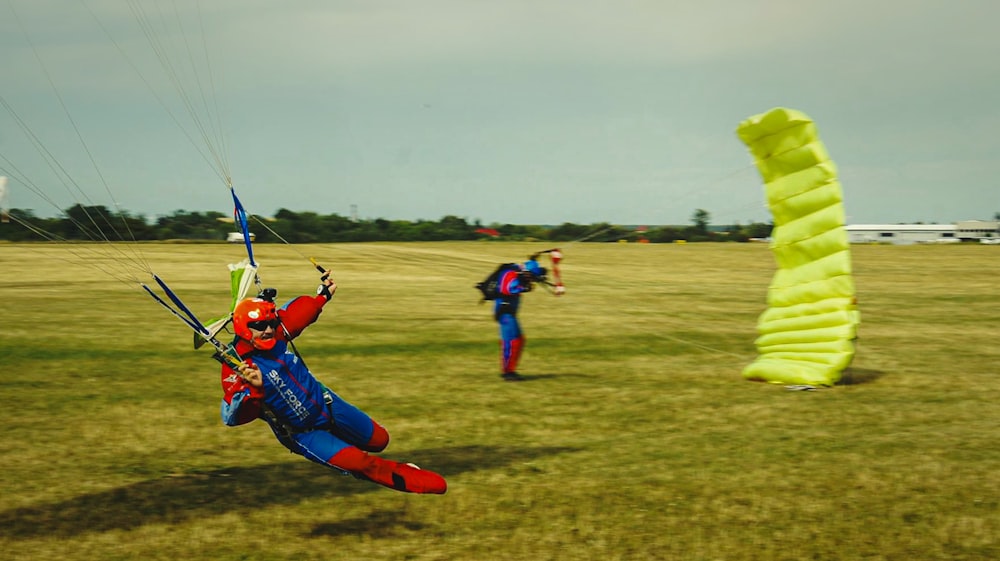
[247, 318, 280, 331]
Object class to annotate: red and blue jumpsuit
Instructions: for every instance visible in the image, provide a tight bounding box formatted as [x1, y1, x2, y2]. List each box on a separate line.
[494, 266, 532, 375]
[220, 293, 446, 494]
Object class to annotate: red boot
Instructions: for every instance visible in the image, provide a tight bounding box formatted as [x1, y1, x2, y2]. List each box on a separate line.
[500, 335, 525, 375]
[385, 461, 448, 494]
[330, 447, 447, 494]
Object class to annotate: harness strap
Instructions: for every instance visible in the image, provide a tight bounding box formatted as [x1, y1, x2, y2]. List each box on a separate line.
[260, 390, 336, 441]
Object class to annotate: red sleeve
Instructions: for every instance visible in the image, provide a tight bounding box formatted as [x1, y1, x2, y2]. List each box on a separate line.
[277, 294, 329, 340]
[220, 361, 266, 426]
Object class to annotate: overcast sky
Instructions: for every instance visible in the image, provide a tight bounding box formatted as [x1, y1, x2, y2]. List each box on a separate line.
[2, 0, 997, 226]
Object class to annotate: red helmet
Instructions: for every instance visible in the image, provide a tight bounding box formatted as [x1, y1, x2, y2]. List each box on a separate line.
[233, 297, 279, 350]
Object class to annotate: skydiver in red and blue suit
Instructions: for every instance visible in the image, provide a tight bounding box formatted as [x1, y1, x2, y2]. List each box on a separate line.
[220, 278, 447, 494]
[494, 259, 547, 382]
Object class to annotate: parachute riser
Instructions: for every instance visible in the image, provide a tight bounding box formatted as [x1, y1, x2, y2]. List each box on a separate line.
[141, 281, 244, 370]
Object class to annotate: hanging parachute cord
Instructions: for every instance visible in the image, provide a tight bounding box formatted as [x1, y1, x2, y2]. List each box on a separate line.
[94, 2, 346, 281]
[571, 225, 615, 244]
[663, 163, 759, 223]
[4, 4, 155, 275]
[141, 276, 245, 370]
[87, 1, 229, 189]
[5, 0, 253, 350]
[248, 214, 341, 271]
[0, 213, 149, 287]
[0, 152, 150, 275]
[635, 128, 764, 226]
[121, 0, 233, 187]
[0, 145, 153, 281]
[142, 284, 211, 338]
[655, 332, 747, 360]
[282, 329, 314, 379]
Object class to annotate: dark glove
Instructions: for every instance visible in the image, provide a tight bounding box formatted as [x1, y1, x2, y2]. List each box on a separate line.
[317, 282, 333, 300]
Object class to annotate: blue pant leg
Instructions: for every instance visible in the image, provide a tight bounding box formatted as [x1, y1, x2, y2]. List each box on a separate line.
[324, 390, 376, 447]
[498, 312, 521, 342]
[292, 429, 353, 470]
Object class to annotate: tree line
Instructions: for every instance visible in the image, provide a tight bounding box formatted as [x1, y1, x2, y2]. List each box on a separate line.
[0, 205, 774, 243]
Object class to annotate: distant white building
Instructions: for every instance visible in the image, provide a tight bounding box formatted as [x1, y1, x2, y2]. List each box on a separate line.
[226, 232, 255, 243]
[846, 220, 999, 245]
[956, 220, 1000, 242]
[846, 224, 957, 245]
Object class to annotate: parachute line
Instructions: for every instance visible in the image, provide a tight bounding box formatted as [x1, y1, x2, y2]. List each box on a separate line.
[3, 0, 319, 360]
[152, 274, 210, 335]
[142, 284, 208, 335]
[120, 0, 232, 186]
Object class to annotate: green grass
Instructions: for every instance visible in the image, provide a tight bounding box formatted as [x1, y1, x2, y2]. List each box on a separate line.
[1, 241, 998, 560]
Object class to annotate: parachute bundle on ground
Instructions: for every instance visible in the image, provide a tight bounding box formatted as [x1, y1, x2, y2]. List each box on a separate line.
[736, 107, 860, 386]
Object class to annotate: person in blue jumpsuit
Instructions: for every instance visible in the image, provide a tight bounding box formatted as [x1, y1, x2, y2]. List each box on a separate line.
[493, 259, 546, 382]
[220, 278, 447, 494]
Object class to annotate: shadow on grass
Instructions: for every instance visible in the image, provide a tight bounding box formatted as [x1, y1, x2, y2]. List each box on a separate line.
[510, 372, 594, 382]
[307, 510, 429, 538]
[0, 444, 578, 539]
[837, 367, 885, 385]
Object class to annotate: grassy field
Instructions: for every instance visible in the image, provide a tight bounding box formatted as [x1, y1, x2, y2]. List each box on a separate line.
[1, 241, 998, 561]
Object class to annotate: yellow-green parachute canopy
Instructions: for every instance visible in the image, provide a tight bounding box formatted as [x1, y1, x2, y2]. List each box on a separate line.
[736, 108, 860, 386]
